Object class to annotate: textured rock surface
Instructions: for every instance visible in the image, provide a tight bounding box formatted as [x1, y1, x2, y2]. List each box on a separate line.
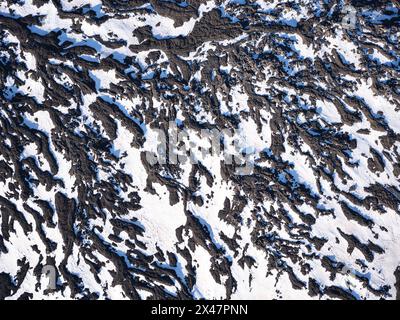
[0, 0, 399, 300]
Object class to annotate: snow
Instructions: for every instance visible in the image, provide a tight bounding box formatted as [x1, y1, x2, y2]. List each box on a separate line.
[1, 0, 399, 301]
[316, 99, 342, 124]
[353, 78, 400, 133]
[89, 69, 121, 91]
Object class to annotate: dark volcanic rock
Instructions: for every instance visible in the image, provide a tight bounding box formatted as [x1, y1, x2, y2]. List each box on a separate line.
[0, 0, 399, 300]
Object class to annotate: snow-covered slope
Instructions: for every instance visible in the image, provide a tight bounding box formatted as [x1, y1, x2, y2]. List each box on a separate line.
[0, 0, 399, 300]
